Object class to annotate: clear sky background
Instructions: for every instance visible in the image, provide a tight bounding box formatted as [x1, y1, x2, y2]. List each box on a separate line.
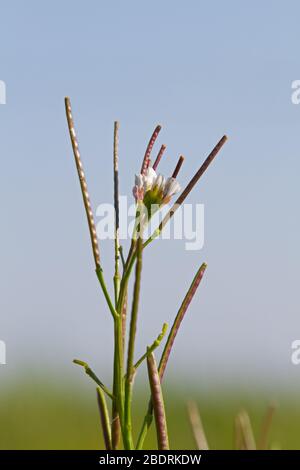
[0, 0, 300, 391]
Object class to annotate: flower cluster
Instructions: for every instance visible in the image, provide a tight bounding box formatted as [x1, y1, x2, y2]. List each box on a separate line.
[133, 166, 181, 215]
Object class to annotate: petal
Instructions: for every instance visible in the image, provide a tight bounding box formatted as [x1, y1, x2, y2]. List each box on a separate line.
[133, 185, 144, 200]
[164, 177, 181, 198]
[143, 167, 157, 190]
[135, 174, 143, 187]
[145, 167, 157, 180]
[154, 174, 165, 191]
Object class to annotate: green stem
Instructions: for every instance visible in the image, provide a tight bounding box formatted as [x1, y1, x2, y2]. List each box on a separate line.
[96, 266, 118, 320]
[110, 205, 144, 449]
[116, 205, 146, 322]
[124, 226, 143, 450]
[110, 214, 139, 450]
[116, 240, 137, 355]
[111, 403, 121, 449]
[112, 314, 125, 438]
[95, 264, 122, 448]
[114, 272, 121, 308]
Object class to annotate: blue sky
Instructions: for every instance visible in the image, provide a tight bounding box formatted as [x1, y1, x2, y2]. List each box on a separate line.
[0, 0, 300, 390]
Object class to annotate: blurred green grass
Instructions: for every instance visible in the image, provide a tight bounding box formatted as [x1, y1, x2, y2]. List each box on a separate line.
[0, 378, 299, 449]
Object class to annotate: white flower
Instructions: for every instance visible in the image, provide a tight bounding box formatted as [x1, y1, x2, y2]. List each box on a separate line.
[133, 166, 180, 205]
[143, 167, 157, 191]
[154, 174, 165, 192]
[133, 174, 145, 200]
[135, 174, 143, 188]
[163, 177, 181, 200]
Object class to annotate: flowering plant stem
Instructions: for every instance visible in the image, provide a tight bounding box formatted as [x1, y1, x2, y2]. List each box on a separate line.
[112, 313, 125, 444]
[65, 98, 227, 450]
[124, 214, 144, 449]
